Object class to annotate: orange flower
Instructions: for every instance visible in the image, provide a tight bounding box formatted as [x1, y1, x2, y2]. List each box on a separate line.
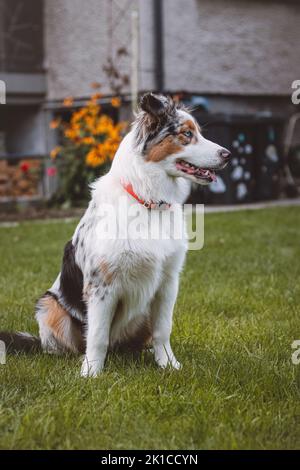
[50, 146, 61, 159]
[172, 93, 183, 103]
[64, 128, 79, 141]
[63, 96, 74, 107]
[86, 148, 106, 167]
[72, 108, 88, 122]
[50, 118, 61, 130]
[56, 90, 126, 168]
[91, 82, 102, 90]
[91, 93, 102, 102]
[81, 136, 95, 146]
[111, 97, 121, 108]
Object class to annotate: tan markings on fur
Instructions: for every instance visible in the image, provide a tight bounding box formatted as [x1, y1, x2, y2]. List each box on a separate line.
[146, 135, 182, 162]
[42, 296, 84, 353]
[125, 316, 152, 351]
[99, 260, 116, 285]
[181, 119, 197, 132]
[127, 255, 156, 281]
[109, 301, 151, 352]
[114, 315, 152, 352]
[131, 316, 152, 350]
[178, 119, 198, 144]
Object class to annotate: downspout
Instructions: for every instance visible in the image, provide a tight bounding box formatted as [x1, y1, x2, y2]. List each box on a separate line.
[153, 0, 164, 93]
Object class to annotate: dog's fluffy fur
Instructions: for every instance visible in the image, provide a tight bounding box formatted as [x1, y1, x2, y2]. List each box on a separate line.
[2, 94, 230, 377]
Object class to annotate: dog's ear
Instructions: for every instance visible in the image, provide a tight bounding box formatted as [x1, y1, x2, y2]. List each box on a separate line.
[140, 93, 168, 119]
[135, 93, 176, 150]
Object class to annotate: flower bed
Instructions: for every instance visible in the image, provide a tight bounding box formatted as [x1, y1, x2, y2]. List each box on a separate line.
[0, 158, 43, 199]
[50, 92, 126, 207]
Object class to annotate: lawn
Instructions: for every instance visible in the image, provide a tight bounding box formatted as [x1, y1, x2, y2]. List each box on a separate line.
[0, 206, 300, 450]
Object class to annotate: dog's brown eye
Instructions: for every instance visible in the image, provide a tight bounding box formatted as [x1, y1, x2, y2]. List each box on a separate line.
[183, 130, 193, 138]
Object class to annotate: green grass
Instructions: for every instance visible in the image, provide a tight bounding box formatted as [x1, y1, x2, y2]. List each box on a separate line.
[0, 207, 300, 450]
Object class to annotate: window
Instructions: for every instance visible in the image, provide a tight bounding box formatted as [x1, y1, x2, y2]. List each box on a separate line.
[0, 0, 44, 73]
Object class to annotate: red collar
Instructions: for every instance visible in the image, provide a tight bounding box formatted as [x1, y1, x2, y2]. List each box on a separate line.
[121, 182, 171, 210]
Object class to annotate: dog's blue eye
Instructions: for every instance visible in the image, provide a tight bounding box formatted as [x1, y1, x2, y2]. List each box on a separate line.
[183, 131, 193, 138]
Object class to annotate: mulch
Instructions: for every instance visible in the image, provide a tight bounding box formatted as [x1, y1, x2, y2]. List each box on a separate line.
[0, 206, 85, 223]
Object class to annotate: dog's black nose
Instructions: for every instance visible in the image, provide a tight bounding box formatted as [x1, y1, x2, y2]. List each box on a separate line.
[218, 148, 231, 161]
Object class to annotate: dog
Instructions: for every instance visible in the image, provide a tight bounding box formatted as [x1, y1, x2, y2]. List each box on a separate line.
[0, 93, 230, 377]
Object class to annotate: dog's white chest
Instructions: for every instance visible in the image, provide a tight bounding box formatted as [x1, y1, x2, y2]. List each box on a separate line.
[108, 238, 185, 343]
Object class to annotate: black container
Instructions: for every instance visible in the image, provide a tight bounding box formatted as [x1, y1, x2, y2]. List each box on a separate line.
[189, 112, 284, 205]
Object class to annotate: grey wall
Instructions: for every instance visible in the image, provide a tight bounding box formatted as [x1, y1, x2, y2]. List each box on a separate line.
[45, 0, 138, 100]
[45, 0, 110, 100]
[45, 0, 300, 101]
[163, 0, 300, 96]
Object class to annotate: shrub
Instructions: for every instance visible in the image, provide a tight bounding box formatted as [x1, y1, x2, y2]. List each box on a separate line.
[50, 93, 126, 207]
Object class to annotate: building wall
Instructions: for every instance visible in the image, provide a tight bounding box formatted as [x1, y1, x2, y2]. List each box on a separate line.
[45, 0, 146, 100]
[45, 0, 300, 102]
[45, 0, 110, 100]
[163, 0, 300, 96]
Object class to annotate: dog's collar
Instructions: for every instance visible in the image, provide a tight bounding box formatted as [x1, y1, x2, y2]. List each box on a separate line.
[121, 182, 171, 210]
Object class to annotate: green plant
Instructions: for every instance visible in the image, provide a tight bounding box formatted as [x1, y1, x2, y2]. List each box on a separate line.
[50, 92, 126, 207]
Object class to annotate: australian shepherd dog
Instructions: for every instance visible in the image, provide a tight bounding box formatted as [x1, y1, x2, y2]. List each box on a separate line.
[1, 93, 230, 376]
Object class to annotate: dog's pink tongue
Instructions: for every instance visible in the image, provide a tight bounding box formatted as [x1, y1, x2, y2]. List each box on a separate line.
[211, 171, 217, 182]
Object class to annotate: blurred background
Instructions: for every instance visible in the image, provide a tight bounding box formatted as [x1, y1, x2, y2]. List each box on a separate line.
[0, 0, 300, 212]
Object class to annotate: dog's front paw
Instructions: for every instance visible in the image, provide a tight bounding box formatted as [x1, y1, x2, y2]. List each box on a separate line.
[170, 359, 182, 370]
[80, 356, 104, 378]
[155, 356, 182, 371]
[153, 343, 182, 371]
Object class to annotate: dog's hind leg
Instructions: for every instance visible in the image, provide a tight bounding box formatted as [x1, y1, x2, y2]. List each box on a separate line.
[36, 292, 85, 355]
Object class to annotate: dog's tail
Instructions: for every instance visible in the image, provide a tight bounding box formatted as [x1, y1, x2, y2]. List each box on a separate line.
[0, 331, 42, 354]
